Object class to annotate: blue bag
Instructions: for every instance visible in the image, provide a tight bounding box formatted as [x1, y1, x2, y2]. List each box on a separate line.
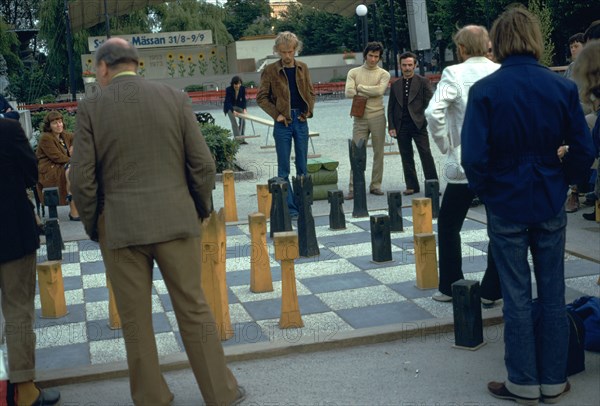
[568, 296, 600, 352]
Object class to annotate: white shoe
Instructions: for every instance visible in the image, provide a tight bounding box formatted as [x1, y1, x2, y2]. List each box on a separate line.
[432, 292, 452, 302]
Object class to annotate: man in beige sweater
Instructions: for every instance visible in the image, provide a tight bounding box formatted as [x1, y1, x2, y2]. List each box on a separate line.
[345, 42, 391, 199]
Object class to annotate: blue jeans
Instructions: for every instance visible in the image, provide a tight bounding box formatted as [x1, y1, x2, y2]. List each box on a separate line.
[273, 109, 309, 215]
[487, 209, 568, 398]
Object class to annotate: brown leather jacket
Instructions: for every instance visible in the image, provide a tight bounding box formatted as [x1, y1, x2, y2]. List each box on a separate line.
[257, 59, 315, 124]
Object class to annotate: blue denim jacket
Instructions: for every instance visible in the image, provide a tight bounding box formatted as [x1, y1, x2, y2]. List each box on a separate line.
[461, 55, 594, 224]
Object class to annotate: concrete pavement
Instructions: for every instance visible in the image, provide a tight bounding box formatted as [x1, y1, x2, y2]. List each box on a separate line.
[38, 97, 600, 405]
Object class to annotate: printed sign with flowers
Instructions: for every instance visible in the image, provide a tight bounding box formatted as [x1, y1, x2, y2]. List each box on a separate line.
[197, 52, 208, 75]
[166, 53, 175, 77]
[138, 60, 146, 77]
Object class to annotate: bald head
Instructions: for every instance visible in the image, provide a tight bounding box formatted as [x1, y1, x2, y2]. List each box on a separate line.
[453, 25, 490, 59]
[95, 38, 139, 70]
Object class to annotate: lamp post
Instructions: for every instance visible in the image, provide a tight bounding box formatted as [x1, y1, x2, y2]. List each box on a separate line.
[356, 4, 368, 52]
[435, 27, 443, 72]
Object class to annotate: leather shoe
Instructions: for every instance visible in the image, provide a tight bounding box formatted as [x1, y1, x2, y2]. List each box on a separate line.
[403, 189, 418, 195]
[582, 207, 597, 221]
[565, 192, 579, 213]
[344, 192, 354, 200]
[32, 387, 61, 406]
[370, 188, 384, 196]
[542, 381, 570, 404]
[432, 291, 452, 302]
[69, 213, 81, 221]
[231, 385, 247, 405]
[487, 381, 539, 405]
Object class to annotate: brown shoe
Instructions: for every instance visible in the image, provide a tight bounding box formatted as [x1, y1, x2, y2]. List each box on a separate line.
[542, 381, 570, 404]
[344, 192, 354, 200]
[565, 192, 579, 213]
[487, 381, 539, 405]
[403, 189, 417, 196]
[370, 188, 384, 196]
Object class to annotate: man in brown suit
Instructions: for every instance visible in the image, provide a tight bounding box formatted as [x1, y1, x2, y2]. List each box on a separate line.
[388, 52, 438, 195]
[70, 38, 245, 406]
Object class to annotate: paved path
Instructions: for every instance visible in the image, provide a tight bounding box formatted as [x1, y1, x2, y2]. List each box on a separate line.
[33, 97, 599, 405]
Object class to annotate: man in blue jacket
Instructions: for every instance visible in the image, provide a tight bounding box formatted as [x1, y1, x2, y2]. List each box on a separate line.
[462, 6, 594, 405]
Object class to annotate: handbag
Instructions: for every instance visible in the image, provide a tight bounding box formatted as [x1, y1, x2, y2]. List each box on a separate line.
[568, 296, 600, 352]
[350, 95, 368, 118]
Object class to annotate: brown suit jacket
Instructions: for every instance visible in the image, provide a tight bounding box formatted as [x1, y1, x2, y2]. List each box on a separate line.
[70, 74, 216, 248]
[388, 74, 433, 131]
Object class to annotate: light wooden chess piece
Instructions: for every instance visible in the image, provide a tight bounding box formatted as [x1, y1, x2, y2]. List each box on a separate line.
[249, 212, 273, 293]
[36, 261, 68, 318]
[223, 170, 238, 222]
[274, 231, 303, 329]
[256, 184, 272, 218]
[200, 209, 233, 340]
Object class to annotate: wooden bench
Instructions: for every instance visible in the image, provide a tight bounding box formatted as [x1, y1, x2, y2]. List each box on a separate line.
[236, 112, 320, 158]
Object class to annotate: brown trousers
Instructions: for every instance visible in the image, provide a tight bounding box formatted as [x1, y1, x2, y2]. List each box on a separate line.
[98, 215, 238, 405]
[0, 253, 36, 382]
[348, 114, 387, 192]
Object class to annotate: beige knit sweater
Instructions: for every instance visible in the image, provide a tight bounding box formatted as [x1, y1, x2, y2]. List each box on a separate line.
[345, 64, 391, 119]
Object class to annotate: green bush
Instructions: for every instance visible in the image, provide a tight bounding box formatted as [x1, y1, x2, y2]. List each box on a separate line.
[329, 76, 347, 82]
[184, 84, 205, 92]
[200, 123, 239, 173]
[29, 109, 77, 150]
[243, 81, 256, 88]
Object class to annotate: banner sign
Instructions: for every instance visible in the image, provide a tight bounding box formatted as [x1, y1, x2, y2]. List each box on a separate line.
[88, 30, 213, 51]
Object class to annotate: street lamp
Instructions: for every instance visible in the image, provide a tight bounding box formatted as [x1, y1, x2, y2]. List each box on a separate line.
[435, 27, 443, 72]
[356, 4, 368, 52]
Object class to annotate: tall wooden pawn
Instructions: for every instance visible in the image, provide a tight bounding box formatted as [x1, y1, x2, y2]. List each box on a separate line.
[222, 170, 238, 222]
[200, 209, 233, 340]
[327, 190, 346, 230]
[274, 231, 304, 329]
[452, 280, 485, 350]
[256, 184, 272, 218]
[387, 190, 404, 232]
[107, 277, 121, 329]
[425, 180, 440, 219]
[412, 198, 433, 235]
[36, 261, 68, 318]
[414, 233, 439, 289]
[249, 212, 273, 293]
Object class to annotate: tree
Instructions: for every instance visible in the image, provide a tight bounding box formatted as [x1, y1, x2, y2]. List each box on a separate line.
[157, 0, 233, 45]
[528, 0, 554, 66]
[0, 0, 41, 29]
[224, 0, 272, 40]
[273, 3, 358, 55]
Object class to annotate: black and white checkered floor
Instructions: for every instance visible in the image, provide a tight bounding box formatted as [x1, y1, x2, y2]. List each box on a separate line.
[32, 209, 599, 372]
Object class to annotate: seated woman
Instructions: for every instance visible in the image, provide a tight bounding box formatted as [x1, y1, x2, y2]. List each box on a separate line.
[36, 110, 80, 221]
[223, 75, 247, 140]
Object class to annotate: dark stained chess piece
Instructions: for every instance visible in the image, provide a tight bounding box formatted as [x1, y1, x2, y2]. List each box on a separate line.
[327, 190, 346, 230]
[451, 280, 485, 349]
[43, 187, 60, 219]
[44, 218, 63, 261]
[293, 175, 319, 257]
[387, 190, 404, 232]
[42, 187, 64, 260]
[370, 214, 392, 263]
[269, 177, 292, 238]
[348, 138, 368, 217]
[425, 179, 440, 219]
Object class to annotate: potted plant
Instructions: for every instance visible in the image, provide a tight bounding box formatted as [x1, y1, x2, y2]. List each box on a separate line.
[343, 51, 356, 64]
[82, 70, 96, 83]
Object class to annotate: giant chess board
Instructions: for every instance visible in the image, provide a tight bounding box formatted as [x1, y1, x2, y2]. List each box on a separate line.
[31, 209, 599, 373]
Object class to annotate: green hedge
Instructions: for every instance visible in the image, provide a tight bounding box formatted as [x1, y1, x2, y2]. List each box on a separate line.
[200, 123, 239, 173]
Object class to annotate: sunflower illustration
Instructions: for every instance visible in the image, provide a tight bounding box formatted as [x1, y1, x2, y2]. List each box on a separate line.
[198, 53, 205, 61]
[167, 53, 174, 60]
[178, 54, 185, 61]
[138, 60, 146, 76]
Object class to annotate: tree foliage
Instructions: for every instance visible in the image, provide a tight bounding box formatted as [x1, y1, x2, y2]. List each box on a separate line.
[224, 0, 272, 40]
[0, 0, 40, 29]
[273, 3, 358, 55]
[156, 0, 232, 45]
[528, 0, 554, 66]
